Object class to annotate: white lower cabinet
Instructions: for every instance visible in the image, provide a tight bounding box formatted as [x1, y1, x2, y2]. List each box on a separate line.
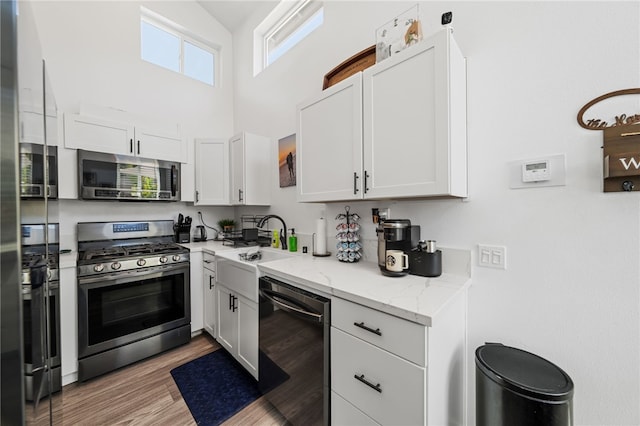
[202, 252, 216, 338]
[215, 284, 259, 379]
[331, 294, 467, 426]
[332, 328, 426, 426]
[215, 257, 259, 379]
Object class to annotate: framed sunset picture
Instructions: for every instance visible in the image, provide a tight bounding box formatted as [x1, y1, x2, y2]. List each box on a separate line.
[278, 133, 296, 188]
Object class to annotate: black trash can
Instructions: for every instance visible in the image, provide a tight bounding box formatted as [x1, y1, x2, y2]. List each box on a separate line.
[475, 343, 574, 426]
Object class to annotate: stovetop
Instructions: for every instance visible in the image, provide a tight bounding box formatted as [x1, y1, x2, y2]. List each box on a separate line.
[79, 242, 187, 263]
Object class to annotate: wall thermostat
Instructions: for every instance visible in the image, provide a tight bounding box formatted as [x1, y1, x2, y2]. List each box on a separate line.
[522, 159, 550, 182]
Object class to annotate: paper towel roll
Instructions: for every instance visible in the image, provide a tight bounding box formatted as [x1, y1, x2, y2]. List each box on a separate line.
[315, 218, 327, 255]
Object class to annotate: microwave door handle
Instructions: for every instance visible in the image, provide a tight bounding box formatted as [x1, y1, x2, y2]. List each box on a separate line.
[171, 165, 178, 196]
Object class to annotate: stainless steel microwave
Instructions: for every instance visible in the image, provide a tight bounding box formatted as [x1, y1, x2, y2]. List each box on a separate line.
[78, 150, 180, 201]
[20, 143, 58, 199]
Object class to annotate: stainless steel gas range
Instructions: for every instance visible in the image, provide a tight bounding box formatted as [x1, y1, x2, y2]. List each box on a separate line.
[76, 220, 191, 382]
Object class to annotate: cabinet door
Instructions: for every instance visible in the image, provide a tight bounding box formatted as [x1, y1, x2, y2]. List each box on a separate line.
[203, 265, 216, 338]
[216, 284, 237, 353]
[64, 113, 135, 156]
[297, 74, 363, 202]
[194, 138, 229, 205]
[135, 126, 185, 163]
[363, 29, 466, 198]
[242, 133, 271, 206]
[236, 295, 259, 379]
[230, 134, 245, 204]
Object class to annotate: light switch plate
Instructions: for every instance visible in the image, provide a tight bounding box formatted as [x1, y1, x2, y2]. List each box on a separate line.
[478, 244, 507, 269]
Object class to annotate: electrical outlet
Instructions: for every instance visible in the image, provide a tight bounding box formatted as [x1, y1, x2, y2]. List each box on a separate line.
[478, 244, 507, 269]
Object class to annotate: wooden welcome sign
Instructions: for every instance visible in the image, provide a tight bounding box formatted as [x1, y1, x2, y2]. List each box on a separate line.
[603, 124, 640, 192]
[577, 88, 640, 192]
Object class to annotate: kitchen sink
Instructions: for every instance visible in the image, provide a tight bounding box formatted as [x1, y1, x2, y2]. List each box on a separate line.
[235, 248, 295, 264]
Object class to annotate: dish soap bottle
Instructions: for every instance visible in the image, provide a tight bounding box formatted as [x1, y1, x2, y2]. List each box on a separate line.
[272, 229, 279, 248]
[288, 228, 298, 252]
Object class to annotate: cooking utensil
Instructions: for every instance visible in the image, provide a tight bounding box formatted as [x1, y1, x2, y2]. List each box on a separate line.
[178, 213, 184, 225]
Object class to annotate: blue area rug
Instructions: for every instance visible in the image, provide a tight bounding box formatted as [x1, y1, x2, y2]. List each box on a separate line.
[171, 349, 288, 425]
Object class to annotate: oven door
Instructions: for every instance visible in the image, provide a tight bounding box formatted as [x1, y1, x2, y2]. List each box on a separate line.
[77, 265, 190, 359]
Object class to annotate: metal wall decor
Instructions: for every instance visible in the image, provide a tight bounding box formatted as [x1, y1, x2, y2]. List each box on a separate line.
[577, 88, 640, 130]
[577, 88, 640, 192]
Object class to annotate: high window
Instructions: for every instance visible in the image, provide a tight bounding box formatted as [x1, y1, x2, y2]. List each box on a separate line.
[254, 0, 324, 74]
[140, 7, 218, 86]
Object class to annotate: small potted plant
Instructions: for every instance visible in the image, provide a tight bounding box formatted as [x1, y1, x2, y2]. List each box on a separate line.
[217, 219, 236, 236]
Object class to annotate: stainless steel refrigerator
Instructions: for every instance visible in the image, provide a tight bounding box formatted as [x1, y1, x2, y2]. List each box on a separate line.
[2, 0, 59, 423]
[1, 0, 26, 423]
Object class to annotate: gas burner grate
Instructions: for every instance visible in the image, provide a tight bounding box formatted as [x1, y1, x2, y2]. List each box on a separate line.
[82, 247, 126, 261]
[124, 244, 155, 256]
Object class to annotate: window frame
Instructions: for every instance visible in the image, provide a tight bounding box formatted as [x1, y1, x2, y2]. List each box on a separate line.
[140, 7, 219, 87]
[254, 0, 324, 75]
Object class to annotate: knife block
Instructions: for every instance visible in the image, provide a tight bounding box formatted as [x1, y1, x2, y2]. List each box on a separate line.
[174, 223, 191, 243]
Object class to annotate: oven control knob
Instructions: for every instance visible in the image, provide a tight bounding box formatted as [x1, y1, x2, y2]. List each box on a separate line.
[94, 264, 104, 273]
[137, 259, 146, 267]
[159, 256, 168, 264]
[111, 262, 121, 270]
[172, 255, 181, 262]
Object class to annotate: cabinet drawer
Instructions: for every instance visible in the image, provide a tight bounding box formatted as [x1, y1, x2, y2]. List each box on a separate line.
[332, 391, 380, 426]
[332, 297, 426, 365]
[203, 252, 216, 272]
[331, 328, 426, 426]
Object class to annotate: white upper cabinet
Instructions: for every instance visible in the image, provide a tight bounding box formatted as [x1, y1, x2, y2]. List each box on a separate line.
[297, 74, 363, 202]
[230, 132, 271, 206]
[64, 113, 186, 163]
[296, 28, 467, 202]
[194, 138, 230, 205]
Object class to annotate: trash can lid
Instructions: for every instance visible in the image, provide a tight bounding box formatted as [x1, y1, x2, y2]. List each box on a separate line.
[476, 343, 574, 401]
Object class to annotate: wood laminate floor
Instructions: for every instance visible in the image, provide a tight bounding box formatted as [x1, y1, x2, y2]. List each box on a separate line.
[25, 334, 288, 426]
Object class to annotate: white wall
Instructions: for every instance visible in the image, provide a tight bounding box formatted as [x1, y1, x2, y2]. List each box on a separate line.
[232, 1, 640, 425]
[26, 0, 237, 246]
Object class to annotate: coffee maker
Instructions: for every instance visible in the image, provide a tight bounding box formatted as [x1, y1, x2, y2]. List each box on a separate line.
[376, 219, 420, 276]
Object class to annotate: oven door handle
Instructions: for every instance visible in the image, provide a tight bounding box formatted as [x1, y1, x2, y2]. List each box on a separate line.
[260, 288, 323, 323]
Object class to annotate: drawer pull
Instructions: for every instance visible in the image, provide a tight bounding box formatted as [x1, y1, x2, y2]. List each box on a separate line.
[354, 321, 382, 336]
[354, 374, 382, 393]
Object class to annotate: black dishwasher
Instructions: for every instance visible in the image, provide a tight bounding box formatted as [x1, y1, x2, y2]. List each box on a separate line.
[258, 275, 330, 426]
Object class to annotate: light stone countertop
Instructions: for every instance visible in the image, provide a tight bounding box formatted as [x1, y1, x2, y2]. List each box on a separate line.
[141, 240, 471, 327]
[257, 248, 471, 327]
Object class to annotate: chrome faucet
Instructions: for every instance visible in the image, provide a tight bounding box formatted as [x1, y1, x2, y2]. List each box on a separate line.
[256, 215, 287, 250]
